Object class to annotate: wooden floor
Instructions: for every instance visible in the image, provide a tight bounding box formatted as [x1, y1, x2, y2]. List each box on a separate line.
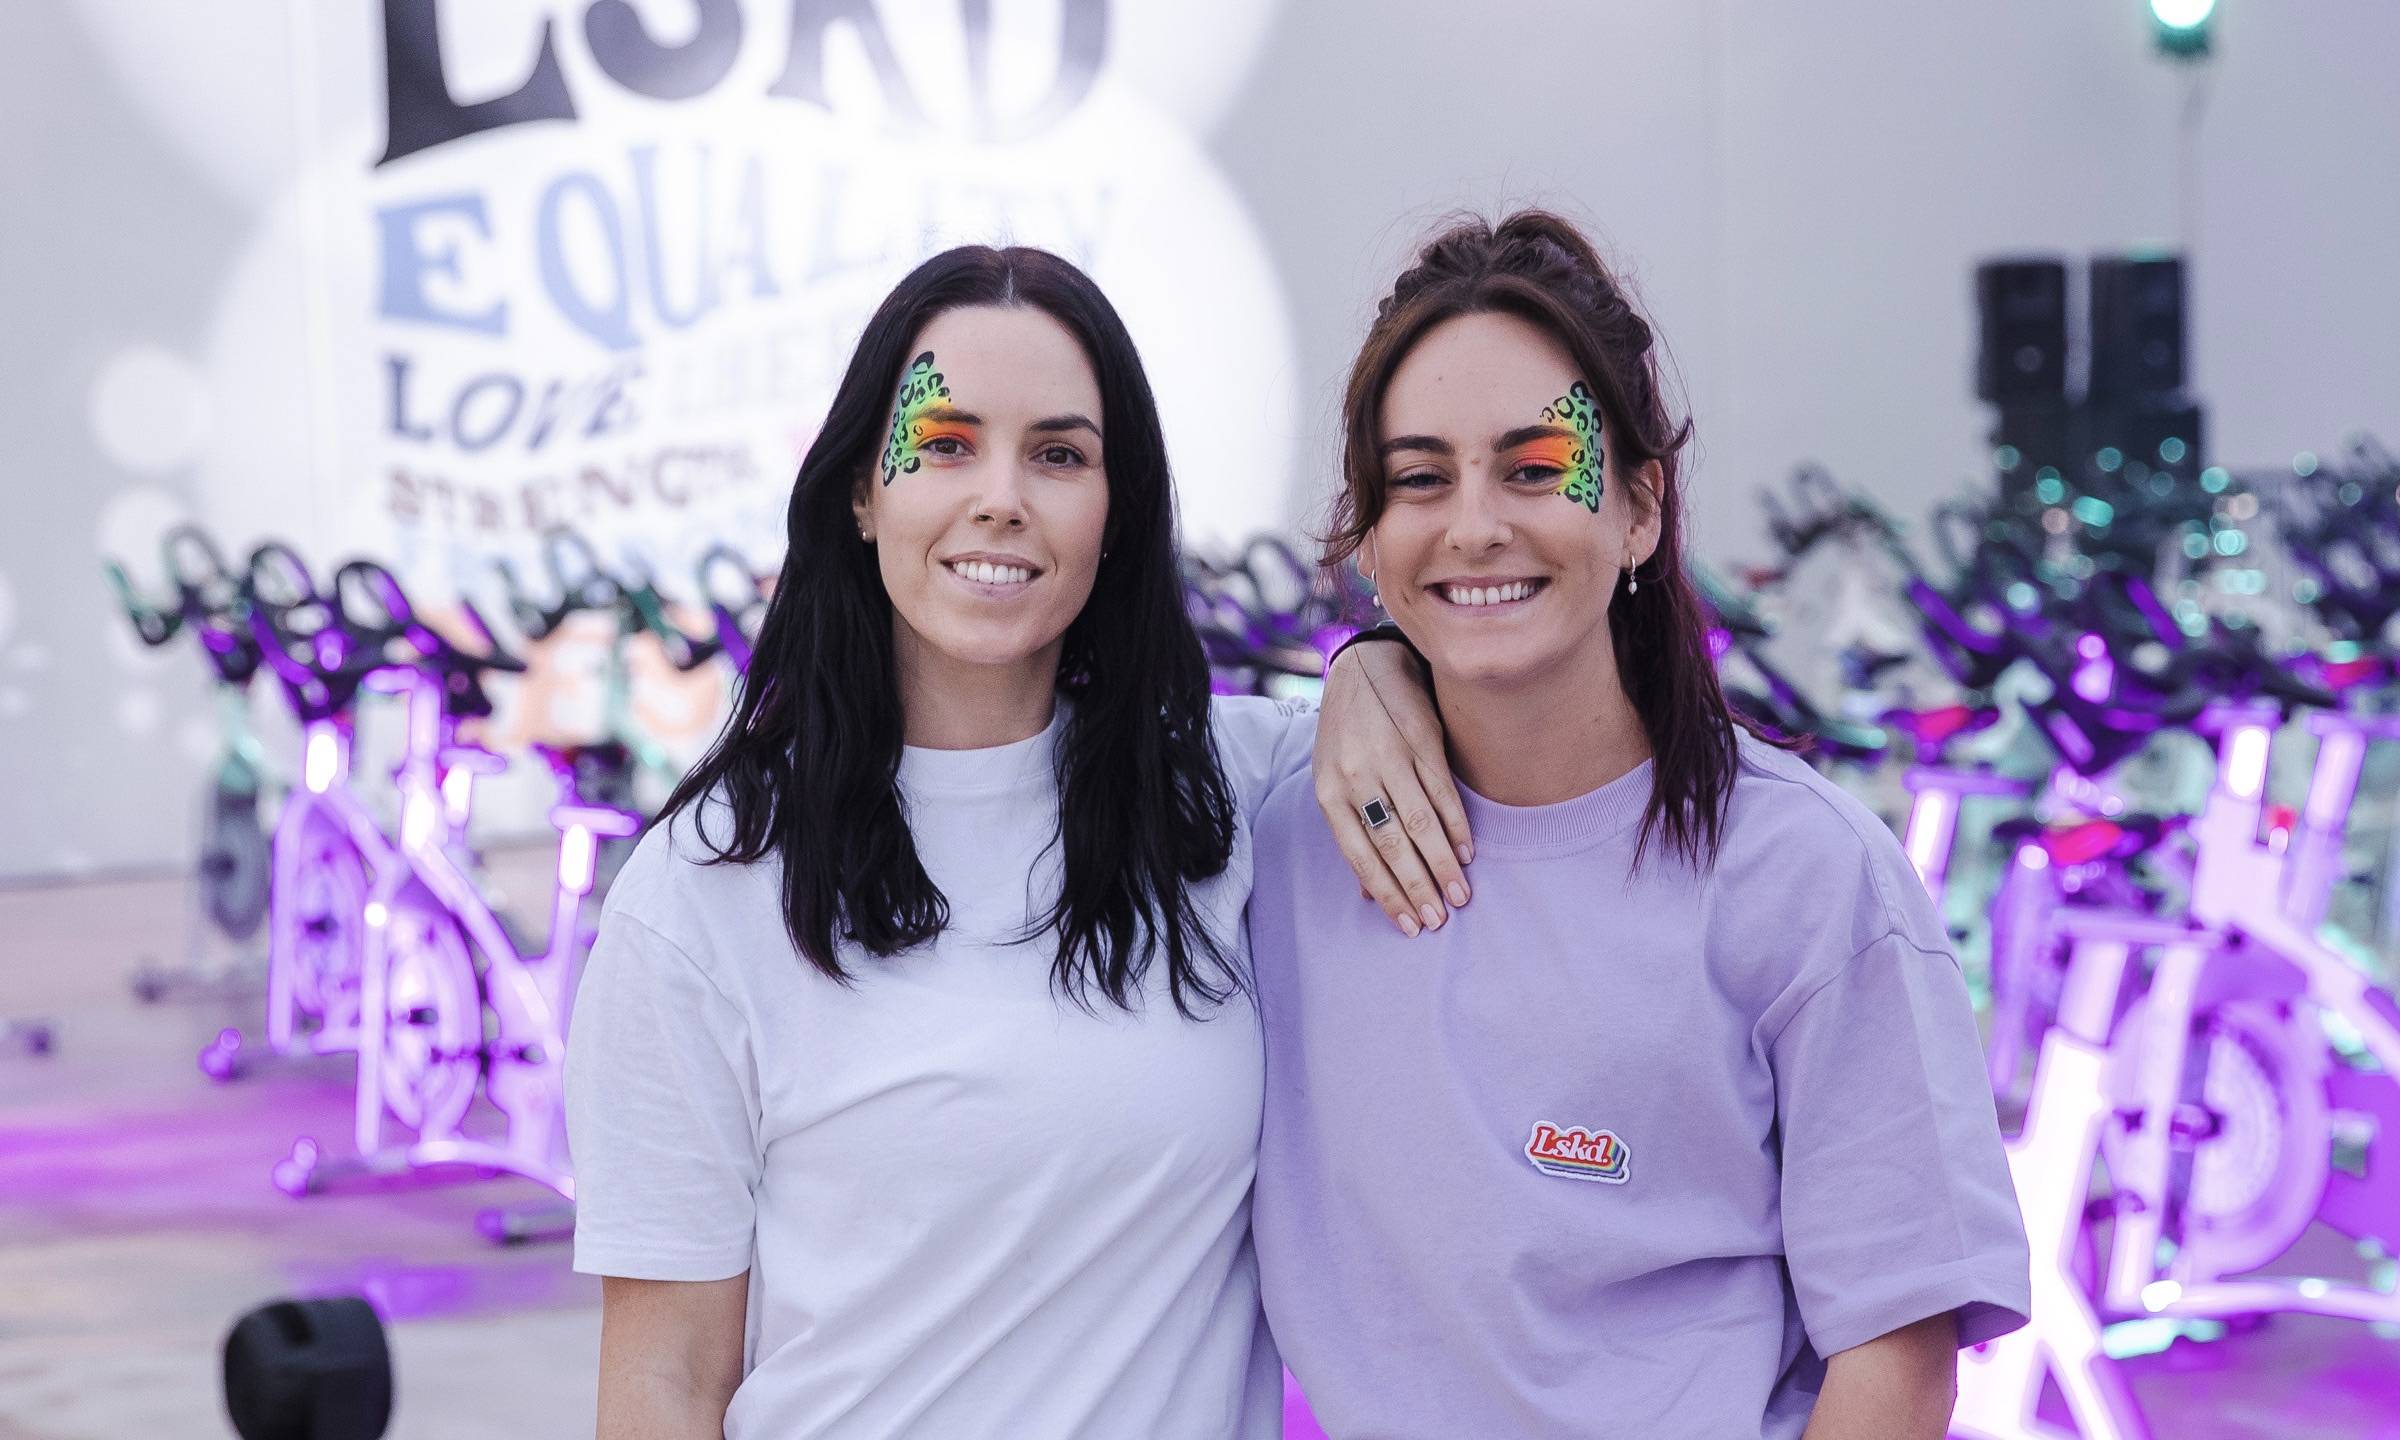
[2, 863, 2396, 1439]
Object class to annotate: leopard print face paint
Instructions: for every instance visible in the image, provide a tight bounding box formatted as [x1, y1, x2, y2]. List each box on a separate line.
[880, 351, 953, 486]
[1540, 382, 1604, 513]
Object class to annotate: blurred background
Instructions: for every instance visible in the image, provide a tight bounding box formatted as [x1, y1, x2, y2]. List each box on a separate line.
[4, 2, 2399, 1437]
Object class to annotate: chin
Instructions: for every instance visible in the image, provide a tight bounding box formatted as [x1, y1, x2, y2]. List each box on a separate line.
[917, 615, 1064, 670]
[1418, 634, 1562, 691]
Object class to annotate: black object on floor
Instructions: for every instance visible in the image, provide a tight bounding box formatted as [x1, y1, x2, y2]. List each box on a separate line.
[223, 1295, 393, 1440]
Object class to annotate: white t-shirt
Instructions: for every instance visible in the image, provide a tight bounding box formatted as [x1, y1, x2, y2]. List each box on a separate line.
[566, 694, 1315, 1440]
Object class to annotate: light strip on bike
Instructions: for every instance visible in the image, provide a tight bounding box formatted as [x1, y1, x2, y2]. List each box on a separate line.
[304, 727, 339, 794]
[1903, 789, 1957, 885]
[401, 795, 437, 851]
[2304, 729, 2367, 825]
[2071, 632, 2115, 703]
[2224, 723, 2272, 801]
[559, 828, 596, 896]
[441, 764, 475, 824]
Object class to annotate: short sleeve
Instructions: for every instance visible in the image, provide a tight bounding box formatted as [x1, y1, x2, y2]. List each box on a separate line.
[1771, 930, 2032, 1356]
[1211, 693, 1319, 823]
[566, 911, 762, 1281]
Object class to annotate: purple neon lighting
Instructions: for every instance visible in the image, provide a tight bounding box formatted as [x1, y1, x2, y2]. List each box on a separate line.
[2070, 631, 2113, 703]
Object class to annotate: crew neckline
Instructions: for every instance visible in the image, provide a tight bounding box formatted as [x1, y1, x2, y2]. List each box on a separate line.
[896, 703, 1067, 796]
[1456, 757, 1656, 852]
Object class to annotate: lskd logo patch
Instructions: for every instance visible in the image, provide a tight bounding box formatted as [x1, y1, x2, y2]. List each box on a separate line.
[1525, 1122, 1630, 1184]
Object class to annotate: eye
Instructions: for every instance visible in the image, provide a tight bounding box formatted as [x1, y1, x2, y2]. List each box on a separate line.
[923, 435, 970, 458]
[1037, 443, 1089, 468]
[1509, 462, 1564, 486]
[1389, 470, 1446, 491]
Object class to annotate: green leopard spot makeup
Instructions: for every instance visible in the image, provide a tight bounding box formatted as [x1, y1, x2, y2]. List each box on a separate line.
[880, 351, 953, 486]
[1540, 382, 1605, 513]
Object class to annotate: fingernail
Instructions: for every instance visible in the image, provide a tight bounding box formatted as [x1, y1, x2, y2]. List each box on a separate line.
[1419, 903, 1444, 932]
[1447, 881, 1469, 908]
[1398, 912, 1421, 938]
[1457, 843, 1474, 866]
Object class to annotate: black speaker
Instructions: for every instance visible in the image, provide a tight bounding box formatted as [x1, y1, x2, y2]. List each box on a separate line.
[1975, 259, 2069, 403]
[224, 1296, 393, 1440]
[2088, 254, 2186, 403]
[1991, 401, 2076, 504]
[2083, 401, 2206, 493]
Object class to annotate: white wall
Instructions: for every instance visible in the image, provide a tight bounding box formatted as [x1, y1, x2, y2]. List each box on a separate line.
[5, 0, 2397, 882]
[1219, 0, 2400, 555]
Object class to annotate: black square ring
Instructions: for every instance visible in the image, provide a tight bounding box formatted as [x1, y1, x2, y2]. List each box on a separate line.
[1360, 797, 1393, 830]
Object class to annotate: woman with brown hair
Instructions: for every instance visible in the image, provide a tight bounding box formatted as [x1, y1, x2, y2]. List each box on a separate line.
[1248, 212, 2030, 1438]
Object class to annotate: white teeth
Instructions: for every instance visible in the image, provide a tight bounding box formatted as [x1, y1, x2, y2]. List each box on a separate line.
[952, 561, 1033, 586]
[1442, 581, 1535, 607]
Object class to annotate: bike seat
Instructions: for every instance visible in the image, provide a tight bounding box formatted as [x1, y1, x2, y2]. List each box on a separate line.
[1995, 812, 2182, 867]
[533, 740, 634, 783]
[1881, 703, 2000, 749]
[2312, 651, 2389, 693]
[1842, 647, 1913, 688]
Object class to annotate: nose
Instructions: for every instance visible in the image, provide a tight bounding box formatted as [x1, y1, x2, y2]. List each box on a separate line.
[1443, 467, 1510, 556]
[971, 462, 1030, 530]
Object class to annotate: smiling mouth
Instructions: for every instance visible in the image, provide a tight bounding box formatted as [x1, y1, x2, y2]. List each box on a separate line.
[1431, 579, 1547, 609]
[946, 560, 1039, 588]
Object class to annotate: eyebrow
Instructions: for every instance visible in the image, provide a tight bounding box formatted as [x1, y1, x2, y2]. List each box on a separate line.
[1496, 423, 1575, 452]
[1379, 424, 1574, 459]
[917, 405, 981, 426]
[1029, 413, 1102, 439]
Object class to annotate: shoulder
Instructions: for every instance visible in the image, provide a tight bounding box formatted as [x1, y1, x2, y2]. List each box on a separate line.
[1252, 766, 1344, 892]
[1256, 763, 1327, 843]
[1209, 691, 1317, 815]
[1712, 733, 1943, 959]
[1210, 691, 1314, 761]
[599, 789, 785, 984]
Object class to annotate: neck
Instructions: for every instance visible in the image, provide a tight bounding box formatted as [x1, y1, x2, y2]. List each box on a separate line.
[1436, 627, 1653, 806]
[893, 625, 1062, 750]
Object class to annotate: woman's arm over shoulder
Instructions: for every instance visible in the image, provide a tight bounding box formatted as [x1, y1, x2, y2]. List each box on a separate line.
[596, 1272, 748, 1439]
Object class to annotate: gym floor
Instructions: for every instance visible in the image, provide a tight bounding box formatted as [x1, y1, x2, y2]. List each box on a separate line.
[0, 855, 598, 1440]
[3, 861, 2396, 1439]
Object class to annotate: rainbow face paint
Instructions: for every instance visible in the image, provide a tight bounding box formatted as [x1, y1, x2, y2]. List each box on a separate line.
[880, 351, 953, 486]
[1539, 382, 1605, 512]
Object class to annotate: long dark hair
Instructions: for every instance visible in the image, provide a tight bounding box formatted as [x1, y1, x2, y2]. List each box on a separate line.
[1327, 210, 1743, 868]
[661, 245, 1240, 1015]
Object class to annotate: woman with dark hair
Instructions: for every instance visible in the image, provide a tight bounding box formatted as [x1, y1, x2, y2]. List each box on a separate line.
[564, 245, 1467, 1439]
[1249, 212, 2030, 1439]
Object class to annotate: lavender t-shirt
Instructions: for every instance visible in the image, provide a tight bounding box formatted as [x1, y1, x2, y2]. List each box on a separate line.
[1249, 734, 2030, 1439]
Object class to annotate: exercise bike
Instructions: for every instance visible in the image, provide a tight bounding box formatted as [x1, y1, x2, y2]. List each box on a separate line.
[267, 562, 640, 1238]
[1956, 620, 2400, 1439]
[1184, 535, 1358, 699]
[232, 543, 394, 1073]
[696, 542, 771, 675]
[103, 525, 277, 1002]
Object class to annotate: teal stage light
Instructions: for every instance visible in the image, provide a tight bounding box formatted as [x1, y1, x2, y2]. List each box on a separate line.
[2151, 0, 2216, 58]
